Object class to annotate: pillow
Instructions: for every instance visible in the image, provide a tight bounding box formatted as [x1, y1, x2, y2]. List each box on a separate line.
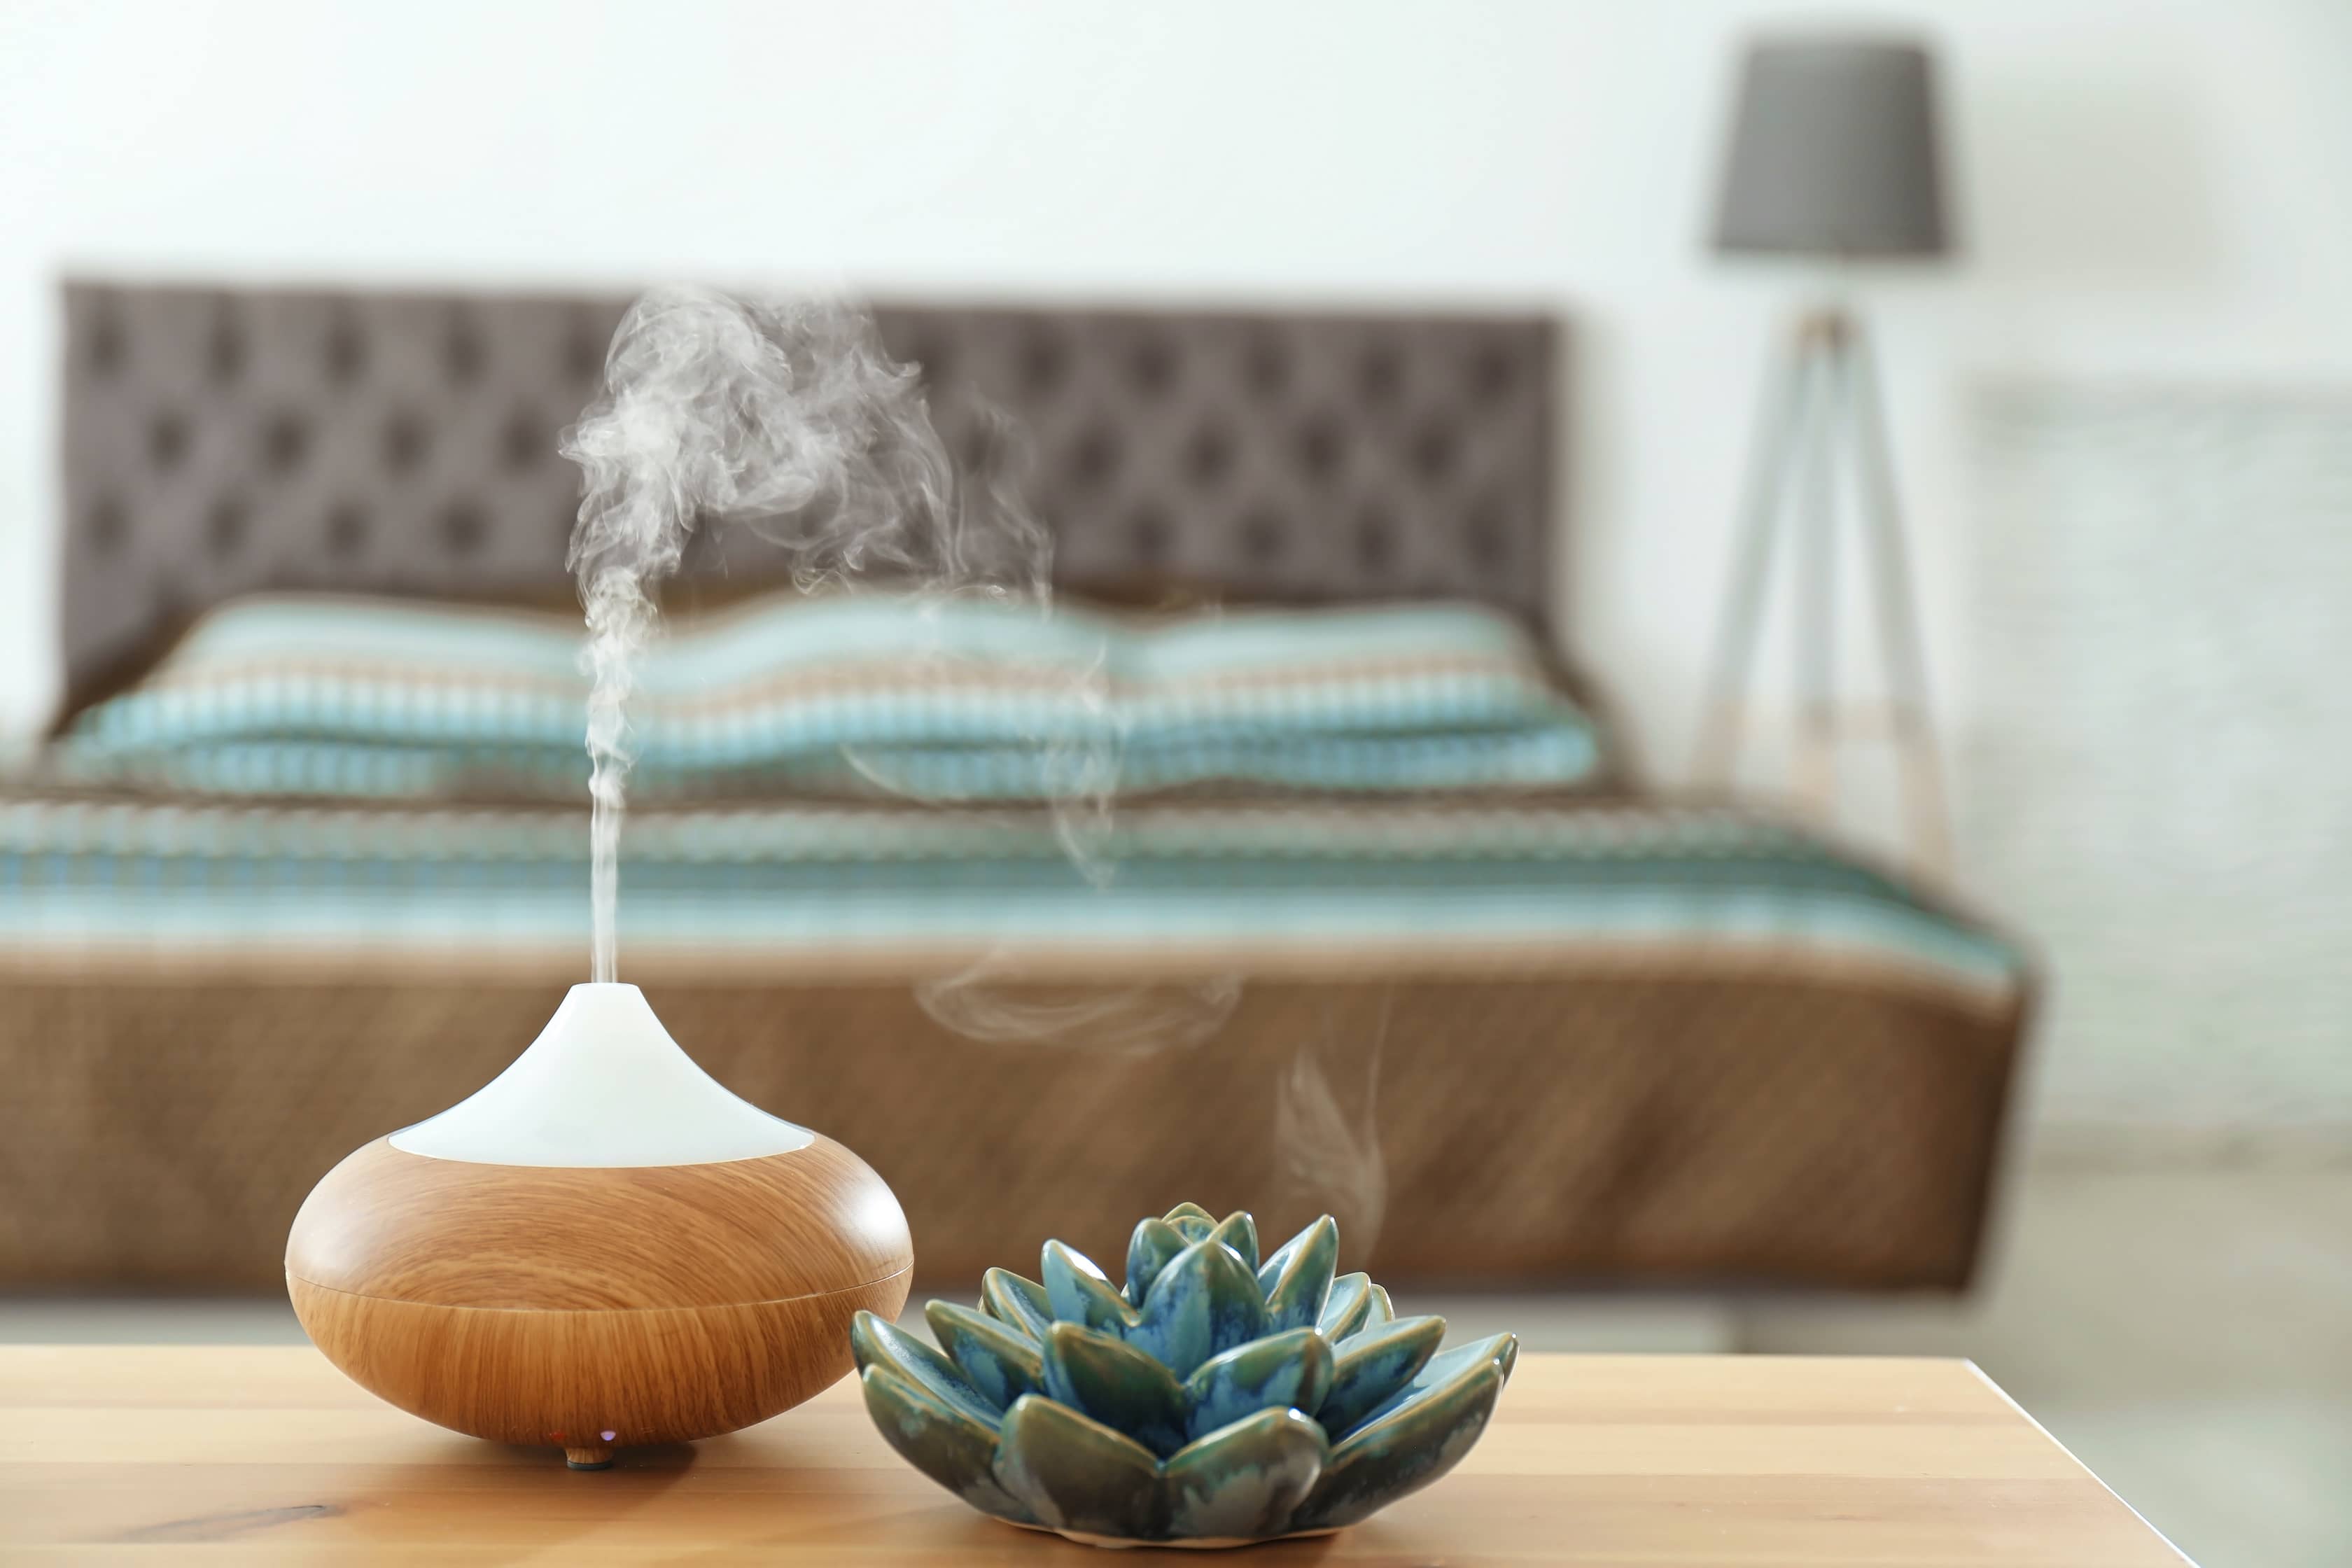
[52, 591, 1606, 801]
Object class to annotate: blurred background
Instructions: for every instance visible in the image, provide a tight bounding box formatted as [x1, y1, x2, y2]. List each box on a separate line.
[3, 4, 2348, 1564]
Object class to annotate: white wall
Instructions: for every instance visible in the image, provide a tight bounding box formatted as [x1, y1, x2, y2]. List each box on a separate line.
[8, 0, 2348, 746]
[4, 0, 2349, 1123]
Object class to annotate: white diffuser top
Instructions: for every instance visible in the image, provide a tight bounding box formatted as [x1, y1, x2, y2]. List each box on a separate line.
[391, 983, 813, 1168]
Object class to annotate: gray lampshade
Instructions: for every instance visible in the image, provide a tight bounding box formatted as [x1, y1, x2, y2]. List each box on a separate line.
[1713, 36, 1950, 258]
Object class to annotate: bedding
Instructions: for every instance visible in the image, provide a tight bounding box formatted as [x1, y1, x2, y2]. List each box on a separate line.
[0, 790, 2013, 997]
[15, 284, 2031, 1298]
[4, 589, 2024, 1295]
[0, 776, 2027, 1294]
[51, 593, 1605, 802]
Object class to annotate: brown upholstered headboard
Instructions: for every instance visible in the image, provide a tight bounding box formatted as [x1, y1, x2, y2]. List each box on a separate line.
[58, 281, 1559, 709]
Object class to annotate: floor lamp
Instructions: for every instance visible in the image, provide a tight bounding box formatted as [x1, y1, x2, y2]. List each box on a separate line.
[1696, 36, 1954, 873]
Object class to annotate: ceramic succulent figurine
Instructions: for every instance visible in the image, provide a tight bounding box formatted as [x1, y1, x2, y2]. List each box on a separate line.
[849, 1203, 1517, 1548]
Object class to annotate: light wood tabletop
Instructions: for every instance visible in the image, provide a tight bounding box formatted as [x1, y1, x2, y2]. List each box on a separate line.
[1, 1345, 2186, 1564]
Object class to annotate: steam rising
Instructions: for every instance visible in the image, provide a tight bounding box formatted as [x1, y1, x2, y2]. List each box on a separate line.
[913, 967, 1242, 1054]
[1273, 1002, 1390, 1259]
[559, 286, 1388, 1245]
[561, 288, 1046, 980]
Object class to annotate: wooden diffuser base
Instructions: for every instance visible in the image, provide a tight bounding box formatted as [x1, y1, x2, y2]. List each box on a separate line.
[286, 1135, 912, 1467]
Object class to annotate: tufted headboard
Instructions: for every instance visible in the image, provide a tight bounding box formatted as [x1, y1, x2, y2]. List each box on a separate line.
[58, 281, 1559, 713]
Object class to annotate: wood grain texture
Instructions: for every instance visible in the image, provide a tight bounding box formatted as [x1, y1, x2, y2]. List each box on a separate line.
[286, 1136, 911, 1309]
[284, 1138, 912, 1460]
[0, 1348, 2187, 1564]
[287, 1272, 906, 1462]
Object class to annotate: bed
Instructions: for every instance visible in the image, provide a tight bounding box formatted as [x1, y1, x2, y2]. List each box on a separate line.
[0, 282, 2031, 1293]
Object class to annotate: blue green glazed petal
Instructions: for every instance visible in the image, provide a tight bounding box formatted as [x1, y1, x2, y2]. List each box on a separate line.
[1317, 1314, 1446, 1438]
[853, 1209, 1513, 1547]
[926, 1301, 1046, 1412]
[1161, 1407, 1331, 1542]
[1041, 1322, 1191, 1459]
[992, 1393, 1166, 1541]
[1359, 1331, 1521, 1432]
[981, 1266, 1054, 1345]
[1182, 1326, 1335, 1442]
[848, 1310, 1004, 1424]
[1130, 1237, 1269, 1379]
[1043, 1240, 1141, 1337]
[857, 1364, 1035, 1524]
[1124, 1217, 1189, 1307]
[1458, 1331, 1520, 1382]
[1259, 1215, 1340, 1334]
[1318, 1271, 1374, 1340]
[1252, 1217, 1312, 1292]
[1209, 1211, 1260, 1273]
[1289, 1358, 1506, 1533]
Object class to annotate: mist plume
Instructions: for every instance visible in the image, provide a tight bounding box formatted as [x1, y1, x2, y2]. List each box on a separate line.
[1273, 1001, 1390, 1259]
[560, 288, 1047, 981]
[560, 286, 1386, 1240]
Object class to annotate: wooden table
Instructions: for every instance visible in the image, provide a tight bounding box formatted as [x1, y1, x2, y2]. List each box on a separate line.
[1, 1346, 2185, 1564]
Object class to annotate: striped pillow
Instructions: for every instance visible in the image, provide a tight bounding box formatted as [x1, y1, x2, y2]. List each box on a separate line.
[54, 591, 1605, 801]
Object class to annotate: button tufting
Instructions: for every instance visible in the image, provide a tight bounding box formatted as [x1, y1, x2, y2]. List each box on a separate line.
[1238, 508, 1287, 564]
[1245, 335, 1292, 398]
[565, 317, 606, 384]
[1412, 422, 1458, 481]
[1357, 342, 1403, 404]
[57, 289, 1558, 696]
[1128, 502, 1172, 564]
[1065, 426, 1121, 490]
[1185, 425, 1233, 486]
[1356, 505, 1396, 571]
[1465, 497, 1511, 566]
[1468, 342, 1516, 404]
[956, 420, 995, 476]
[327, 503, 370, 558]
[86, 309, 125, 377]
[207, 498, 247, 556]
[442, 501, 488, 554]
[383, 412, 430, 475]
[1019, 333, 1065, 397]
[148, 414, 189, 472]
[1294, 415, 1344, 482]
[207, 307, 246, 384]
[1128, 337, 1177, 398]
[88, 496, 130, 555]
[503, 411, 543, 471]
[323, 312, 368, 384]
[445, 312, 486, 384]
[263, 412, 308, 474]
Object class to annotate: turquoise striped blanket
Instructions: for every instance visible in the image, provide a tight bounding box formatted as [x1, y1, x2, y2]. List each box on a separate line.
[18, 592, 2022, 1000]
[54, 593, 1604, 802]
[0, 790, 2024, 999]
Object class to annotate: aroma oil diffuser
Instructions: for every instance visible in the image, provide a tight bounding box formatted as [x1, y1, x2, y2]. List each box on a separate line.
[286, 983, 912, 1468]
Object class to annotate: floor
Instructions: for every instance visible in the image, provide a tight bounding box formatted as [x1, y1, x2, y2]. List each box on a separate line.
[6, 1161, 2344, 1567]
